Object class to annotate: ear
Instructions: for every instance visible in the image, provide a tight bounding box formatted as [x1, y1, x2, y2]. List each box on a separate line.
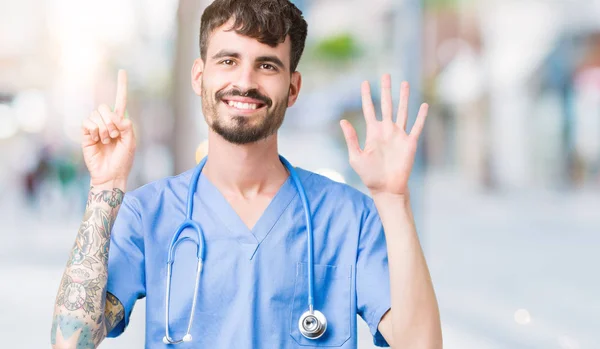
[191, 58, 204, 96]
[287, 71, 302, 108]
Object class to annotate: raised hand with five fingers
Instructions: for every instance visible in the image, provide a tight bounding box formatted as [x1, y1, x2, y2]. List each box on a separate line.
[81, 69, 136, 188]
[340, 74, 428, 197]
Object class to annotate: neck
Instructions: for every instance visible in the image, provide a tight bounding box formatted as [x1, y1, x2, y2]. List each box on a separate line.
[203, 130, 288, 198]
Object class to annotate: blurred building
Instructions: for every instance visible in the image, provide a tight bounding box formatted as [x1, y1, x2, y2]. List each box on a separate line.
[424, 0, 600, 191]
[532, 31, 600, 189]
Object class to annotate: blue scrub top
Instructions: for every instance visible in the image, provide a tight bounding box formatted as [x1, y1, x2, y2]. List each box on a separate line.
[106, 165, 391, 348]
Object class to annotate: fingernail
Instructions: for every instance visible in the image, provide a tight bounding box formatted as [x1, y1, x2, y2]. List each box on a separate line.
[93, 136, 99, 142]
[102, 138, 110, 144]
[110, 130, 119, 138]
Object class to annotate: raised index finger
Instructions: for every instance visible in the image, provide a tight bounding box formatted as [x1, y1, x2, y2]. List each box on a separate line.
[114, 69, 128, 119]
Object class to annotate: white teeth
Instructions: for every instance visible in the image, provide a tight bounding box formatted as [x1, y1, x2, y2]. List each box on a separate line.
[227, 101, 258, 110]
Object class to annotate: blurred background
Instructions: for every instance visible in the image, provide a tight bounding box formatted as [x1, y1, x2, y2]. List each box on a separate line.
[1, 0, 599, 348]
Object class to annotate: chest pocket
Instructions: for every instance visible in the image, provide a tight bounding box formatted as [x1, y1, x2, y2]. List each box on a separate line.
[290, 263, 352, 347]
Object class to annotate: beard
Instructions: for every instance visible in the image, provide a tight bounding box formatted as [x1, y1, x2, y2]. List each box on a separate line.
[201, 82, 288, 145]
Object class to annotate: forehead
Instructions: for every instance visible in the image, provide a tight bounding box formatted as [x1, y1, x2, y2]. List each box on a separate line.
[206, 20, 291, 65]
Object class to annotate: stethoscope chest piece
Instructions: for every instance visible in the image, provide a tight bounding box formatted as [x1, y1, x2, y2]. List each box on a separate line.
[162, 334, 192, 345]
[298, 309, 327, 339]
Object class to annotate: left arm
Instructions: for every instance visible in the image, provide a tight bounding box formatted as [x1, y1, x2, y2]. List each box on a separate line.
[372, 192, 441, 348]
[340, 74, 442, 348]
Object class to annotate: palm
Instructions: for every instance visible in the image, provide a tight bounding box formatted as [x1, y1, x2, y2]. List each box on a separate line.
[340, 75, 428, 196]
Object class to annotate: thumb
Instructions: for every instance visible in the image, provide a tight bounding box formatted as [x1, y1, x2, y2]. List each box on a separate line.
[340, 120, 361, 160]
[116, 118, 134, 137]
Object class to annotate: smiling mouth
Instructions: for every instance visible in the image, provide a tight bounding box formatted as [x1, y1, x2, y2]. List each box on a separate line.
[222, 100, 266, 111]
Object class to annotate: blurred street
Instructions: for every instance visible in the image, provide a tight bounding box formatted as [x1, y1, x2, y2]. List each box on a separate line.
[1, 173, 598, 348]
[2, 0, 600, 347]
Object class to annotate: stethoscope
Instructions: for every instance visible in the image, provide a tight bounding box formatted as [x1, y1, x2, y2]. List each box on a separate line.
[163, 155, 327, 345]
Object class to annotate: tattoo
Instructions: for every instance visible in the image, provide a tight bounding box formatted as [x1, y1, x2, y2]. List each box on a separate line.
[71, 268, 91, 279]
[52, 186, 125, 348]
[56, 274, 103, 313]
[68, 220, 99, 270]
[86, 187, 124, 209]
[95, 238, 110, 264]
[68, 207, 116, 270]
[92, 326, 105, 342]
[51, 314, 95, 349]
[104, 292, 125, 333]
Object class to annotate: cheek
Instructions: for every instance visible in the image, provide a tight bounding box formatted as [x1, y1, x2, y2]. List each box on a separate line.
[267, 81, 291, 103]
[202, 71, 229, 94]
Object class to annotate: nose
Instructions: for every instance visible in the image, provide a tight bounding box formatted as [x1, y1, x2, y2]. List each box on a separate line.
[232, 63, 258, 92]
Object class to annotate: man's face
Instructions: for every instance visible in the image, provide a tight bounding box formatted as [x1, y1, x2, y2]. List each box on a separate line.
[193, 19, 301, 145]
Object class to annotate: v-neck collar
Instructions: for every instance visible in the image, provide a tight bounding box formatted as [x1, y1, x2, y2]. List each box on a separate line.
[196, 172, 297, 259]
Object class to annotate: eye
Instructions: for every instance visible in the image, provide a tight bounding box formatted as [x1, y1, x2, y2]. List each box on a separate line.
[220, 59, 235, 66]
[260, 63, 276, 71]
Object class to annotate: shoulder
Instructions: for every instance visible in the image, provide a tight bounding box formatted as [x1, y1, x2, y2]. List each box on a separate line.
[122, 167, 196, 210]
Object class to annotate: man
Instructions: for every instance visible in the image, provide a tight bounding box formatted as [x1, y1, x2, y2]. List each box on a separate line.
[51, 0, 442, 348]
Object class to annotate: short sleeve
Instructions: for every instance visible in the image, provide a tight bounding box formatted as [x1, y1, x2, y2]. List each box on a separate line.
[106, 194, 146, 338]
[356, 200, 391, 347]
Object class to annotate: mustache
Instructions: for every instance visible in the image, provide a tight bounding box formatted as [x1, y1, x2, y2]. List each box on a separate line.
[216, 88, 272, 108]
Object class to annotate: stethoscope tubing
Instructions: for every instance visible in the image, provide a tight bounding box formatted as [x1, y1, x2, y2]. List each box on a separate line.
[278, 156, 316, 311]
[163, 155, 322, 344]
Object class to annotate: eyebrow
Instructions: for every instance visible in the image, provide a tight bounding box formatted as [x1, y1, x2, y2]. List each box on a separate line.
[211, 50, 286, 70]
[211, 50, 240, 60]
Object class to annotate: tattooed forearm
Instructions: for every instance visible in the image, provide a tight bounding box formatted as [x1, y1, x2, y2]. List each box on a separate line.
[51, 187, 125, 349]
[67, 208, 115, 270]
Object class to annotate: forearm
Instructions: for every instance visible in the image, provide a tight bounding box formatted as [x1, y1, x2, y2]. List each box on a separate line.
[373, 192, 442, 349]
[51, 184, 125, 349]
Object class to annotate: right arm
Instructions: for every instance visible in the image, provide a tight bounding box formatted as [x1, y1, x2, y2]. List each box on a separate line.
[51, 185, 126, 348]
[51, 70, 136, 349]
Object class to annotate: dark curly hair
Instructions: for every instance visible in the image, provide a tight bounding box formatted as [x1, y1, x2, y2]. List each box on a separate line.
[199, 0, 308, 72]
